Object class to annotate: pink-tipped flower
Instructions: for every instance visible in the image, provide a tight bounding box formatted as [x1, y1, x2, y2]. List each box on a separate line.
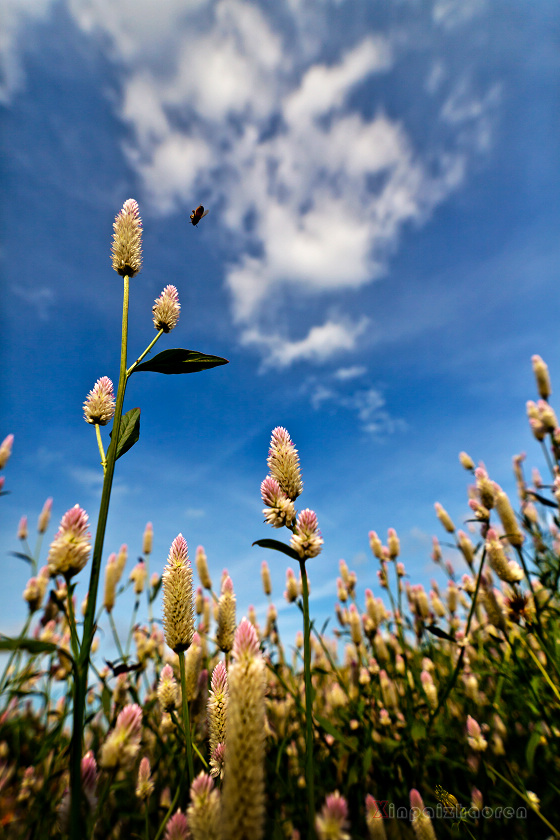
[0, 434, 14, 470]
[136, 756, 154, 801]
[158, 663, 179, 713]
[365, 794, 388, 839]
[410, 789, 437, 840]
[290, 509, 324, 560]
[162, 534, 194, 653]
[267, 427, 303, 501]
[532, 354, 551, 399]
[261, 560, 272, 596]
[434, 502, 455, 533]
[195, 545, 212, 589]
[221, 618, 266, 839]
[142, 522, 153, 555]
[261, 475, 296, 529]
[37, 497, 53, 534]
[187, 772, 222, 840]
[164, 810, 189, 840]
[112, 198, 143, 277]
[18, 516, 28, 541]
[130, 560, 148, 594]
[83, 376, 115, 426]
[153, 284, 180, 332]
[315, 791, 350, 840]
[208, 661, 228, 779]
[47, 505, 91, 579]
[466, 715, 488, 752]
[99, 703, 143, 770]
[284, 567, 299, 603]
[216, 575, 236, 654]
[57, 751, 98, 831]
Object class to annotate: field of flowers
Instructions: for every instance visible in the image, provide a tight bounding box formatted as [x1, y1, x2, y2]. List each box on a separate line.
[0, 200, 559, 839]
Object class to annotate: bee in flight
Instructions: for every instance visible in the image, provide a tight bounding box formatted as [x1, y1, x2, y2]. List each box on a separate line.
[190, 204, 209, 226]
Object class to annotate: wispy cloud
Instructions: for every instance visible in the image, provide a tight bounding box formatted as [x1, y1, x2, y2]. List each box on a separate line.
[305, 373, 405, 436]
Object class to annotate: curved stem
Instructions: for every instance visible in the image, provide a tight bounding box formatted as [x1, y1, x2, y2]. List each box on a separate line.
[95, 424, 106, 473]
[69, 275, 130, 840]
[127, 329, 163, 377]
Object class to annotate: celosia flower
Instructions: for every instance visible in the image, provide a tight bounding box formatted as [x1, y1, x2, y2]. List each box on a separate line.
[153, 284, 180, 332]
[485, 529, 523, 583]
[466, 715, 488, 752]
[410, 789, 437, 840]
[136, 756, 154, 801]
[58, 751, 98, 831]
[103, 553, 119, 613]
[111, 198, 143, 277]
[0, 434, 14, 469]
[315, 791, 350, 840]
[420, 670, 438, 709]
[164, 810, 189, 840]
[493, 484, 524, 547]
[290, 509, 323, 560]
[37, 497, 53, 534]
[99, 703, 143, 770]
[267, 427, 303, 501]
[83, 376, 115, 426]
[284, 568, 299, 603]
[261, 560, 272, 596]
[434, 502, 455, 533]
[162, 534, 194, 653]
[184, 632, 203, 701]
[348, 604, 362, 645]
[532, 354, 551, 399]
[459, 451, 475, 470]
[158, 664, 179, 713]
[208, 661, 228, 779]
[47, 505, 91, 579]
[221, 619, 266, 840]
[387, 528, 400, 559]
[261, 476, 296, 528]
[369, 531, 383, 559]
[365, 794, 388, 839]
[187, 772, 222, 840]
[195, 545, 212, 589]
[130, 560, 148, 594]
[18, 516, 28, 541]
[216, 575, 236, 654]
[142, 522, 153, 555]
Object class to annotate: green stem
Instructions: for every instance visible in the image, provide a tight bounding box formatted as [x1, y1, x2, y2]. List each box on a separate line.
[0, 613, 32, 695]
[127, 329, 163, 377]
[69, 275, 130, 840]
[95, 424, 106, 473]
[108, 612, 125, 661]
[178, 650, 195, 788]
[298, 558, 315, 838]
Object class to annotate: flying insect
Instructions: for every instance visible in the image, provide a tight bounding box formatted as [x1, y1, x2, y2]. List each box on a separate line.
[190, 205, 209, 226]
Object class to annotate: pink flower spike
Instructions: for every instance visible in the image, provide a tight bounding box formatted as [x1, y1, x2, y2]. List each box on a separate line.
[164, 810, 189, 840]
[47, 504, 91, 579]
[0, 434, 14, 469]
[153, 284, 180, 333]
[83, 376, 115, 426]
[232, 617, 260, 661]
[112, 198, 143, 278]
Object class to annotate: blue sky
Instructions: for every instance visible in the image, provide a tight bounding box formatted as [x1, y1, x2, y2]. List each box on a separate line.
[1, 0, 559, 651]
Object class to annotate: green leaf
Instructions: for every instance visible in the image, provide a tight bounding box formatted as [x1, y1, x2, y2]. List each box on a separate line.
[425, 624, 456, 642]
[112, 407, 141, 460]
[525, 730, 541, 774]
[0, 636, 70, 663]
[132, 348, 229, 375]
[8, 551, 33, 565]
[252, 538, 301, 562]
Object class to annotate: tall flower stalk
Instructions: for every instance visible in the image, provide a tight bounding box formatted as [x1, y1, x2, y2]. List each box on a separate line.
[255, 427, 323, 836]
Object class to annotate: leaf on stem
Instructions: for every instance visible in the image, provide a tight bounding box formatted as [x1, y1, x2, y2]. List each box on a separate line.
[109, 407, 141, 460]
[252, 538, 302, 562]
[0, 636, 75, 669]
[132, 349, 229, 375]
[8, 551, 33, 565]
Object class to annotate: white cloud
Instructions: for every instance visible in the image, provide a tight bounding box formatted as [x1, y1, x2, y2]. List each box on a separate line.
[242, 316, 369, 368]
[306, 378, 406, 436]
[333, 366, 366, 381]
[5, 0, 500, 368]
[0, 0, 54, 103]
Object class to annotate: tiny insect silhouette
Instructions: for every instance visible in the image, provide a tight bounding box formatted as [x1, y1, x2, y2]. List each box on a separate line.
[190, 205, 209, 226]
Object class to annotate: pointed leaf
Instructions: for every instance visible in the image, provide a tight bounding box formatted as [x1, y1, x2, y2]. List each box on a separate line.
[425, 624, 456, 642]
[252, 538, 301, 562]
[132, 349, 229, 375]
[8, 551, 33, 566]
[110, 407, 141, 460]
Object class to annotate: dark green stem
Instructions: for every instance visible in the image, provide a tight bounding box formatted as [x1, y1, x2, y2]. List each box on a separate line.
[298, 558, 315, 838]
[69, 275, 130, 840]
[178, 650, 195, 788]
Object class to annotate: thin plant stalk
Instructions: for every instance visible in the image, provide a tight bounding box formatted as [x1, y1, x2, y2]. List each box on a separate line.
[69, 275, 130, 840]
[178, 650, 195, 787]
[298, 557, 315, 837]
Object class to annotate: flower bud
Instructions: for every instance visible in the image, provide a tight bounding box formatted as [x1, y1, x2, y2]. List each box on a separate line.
[47, 505, 91, 579]
[195, 545, 212, 590]
[267, 427, 303, 501]
[290, 509, 323, 560]
[142, 522, 153, 555]
[111, 198, 142, 277]
[532, 354, 551, 399]
[83, 376, 115, 426]
[37, 498, 53, 534]
[153, 284, 180, 332]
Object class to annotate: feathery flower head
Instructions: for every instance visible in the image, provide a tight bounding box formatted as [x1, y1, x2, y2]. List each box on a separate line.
[157, 663, 179, 712]
[315, 791, 350, 840]
[284, 567, 299, 603]
[261, 475, 296, 528]
[99, 703, 143, 770]
[83, 376, 115, 426]
[136, 756, 154, 801]
[493, 483, 524, 547]
[459, 450, 475, 470]
[369, 530, 383, 559]
[410, 789, 437, 840]
[466, 715, 488, 752]
[365, 794, 388, 839]
[47, 504, 91, 579]
[164, 810, 189, 840]
[260, 560, 272, 595]
[18, 516, 28, 541]
[142, 522, 153, 555]
[162, 534, 194, 652]
[434, 502, 455, 533]
[195, 545, 212, 589]
[112, 198, 143, 277]
[267, 427, 303, 501]
[290, 508, 323, 560]
[153, 284, 180, 332]
[0, 434, 14, 469]
[532, 354, 551, 399]
[232, 617, 260, 662]
[37, 497, 53, 534]
[208, 659, 229, 779]
[216, 574, 236, 654]
[188, 772, 222, 840]
[485, 529, 523, 583]
[103, 553, 119, 613]
[130, 560, 148, 594]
